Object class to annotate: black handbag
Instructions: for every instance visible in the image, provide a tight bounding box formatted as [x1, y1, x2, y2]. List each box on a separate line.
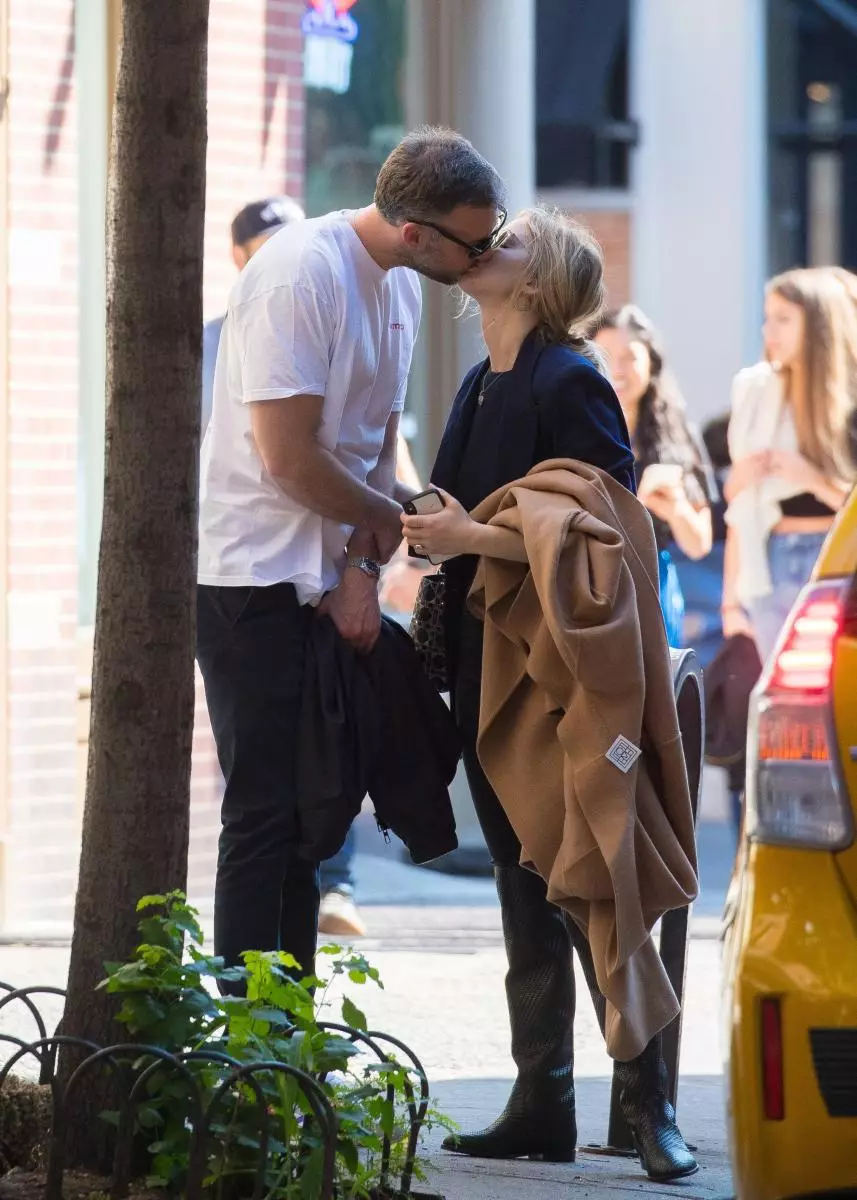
[408, 568, 449, 692]
[703, 632, 763, 766]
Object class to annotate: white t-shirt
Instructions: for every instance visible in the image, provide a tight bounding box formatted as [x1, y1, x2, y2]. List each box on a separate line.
[198, 212, 422, 604]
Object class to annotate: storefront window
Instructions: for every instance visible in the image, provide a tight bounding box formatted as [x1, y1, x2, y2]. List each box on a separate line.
[303, 0, 406, 217]
[768, 0, 857, 272]
[535, 0, 632, 190]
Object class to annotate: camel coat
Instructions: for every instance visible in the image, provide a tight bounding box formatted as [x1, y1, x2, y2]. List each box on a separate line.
[468, 459, 699, 1061]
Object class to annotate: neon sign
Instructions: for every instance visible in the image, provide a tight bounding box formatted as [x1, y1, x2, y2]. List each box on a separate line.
[302, 0, 360, 94]
[302, 0, 360, 45]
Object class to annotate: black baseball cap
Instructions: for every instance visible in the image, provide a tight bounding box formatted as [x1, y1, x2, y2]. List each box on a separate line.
[230, 196, 305, 247]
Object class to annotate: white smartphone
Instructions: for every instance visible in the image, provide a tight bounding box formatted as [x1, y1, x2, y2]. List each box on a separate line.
[403, 489, 453, 565]
[638, 463, 683, 494]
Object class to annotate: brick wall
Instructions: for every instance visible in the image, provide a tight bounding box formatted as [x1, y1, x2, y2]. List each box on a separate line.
[2, 0, 307, 935]
[542, 194, 633, 310]
[580, 209, 632, 310]
[203, 0, 305, 321]
[4, 0, 80, 933]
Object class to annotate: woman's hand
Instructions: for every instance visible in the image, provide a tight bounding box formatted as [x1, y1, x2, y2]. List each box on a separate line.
[764, 449, 824, 494]
[638, 482, 683, 523]
[401, 488, 476, 558]
[724, 452, 771, 503]
[721, 604, 755, 641]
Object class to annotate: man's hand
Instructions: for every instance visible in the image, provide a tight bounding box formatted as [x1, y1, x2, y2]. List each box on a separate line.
[373, 501, 405, 564]
[319, 567, 382, 653]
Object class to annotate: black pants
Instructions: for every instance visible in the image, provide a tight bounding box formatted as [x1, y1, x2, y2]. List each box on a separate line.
[196, 583, 319, 980]
[454, 611, 524, 865]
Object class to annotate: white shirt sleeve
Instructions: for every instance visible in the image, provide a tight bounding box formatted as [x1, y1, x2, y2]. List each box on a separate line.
[390, 379, 407, 414]
[235, 283, 334, 403]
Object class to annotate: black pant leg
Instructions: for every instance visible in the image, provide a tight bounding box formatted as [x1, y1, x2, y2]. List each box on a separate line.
[196, 583, 319, 980]
[453, 610, 525, 866]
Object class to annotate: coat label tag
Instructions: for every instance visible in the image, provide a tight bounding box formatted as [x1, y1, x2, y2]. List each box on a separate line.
[605, 735, 641, 774]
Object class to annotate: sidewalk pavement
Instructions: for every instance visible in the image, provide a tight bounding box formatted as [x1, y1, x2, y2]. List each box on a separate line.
[0, 819, 736, 1199]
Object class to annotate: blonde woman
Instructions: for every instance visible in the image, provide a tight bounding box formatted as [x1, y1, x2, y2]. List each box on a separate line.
[723, 268, 857, 660]
[400, 209, 697, 1182]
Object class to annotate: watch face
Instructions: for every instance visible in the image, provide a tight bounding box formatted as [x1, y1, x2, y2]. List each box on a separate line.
[348, 557, 380, 578]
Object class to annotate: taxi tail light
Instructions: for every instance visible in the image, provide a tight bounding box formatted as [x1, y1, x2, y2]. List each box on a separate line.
[745, 581, 854, 850]
[761, 997, 785, 1121]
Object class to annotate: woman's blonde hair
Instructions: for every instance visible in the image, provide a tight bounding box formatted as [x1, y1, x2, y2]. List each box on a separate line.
[767, 267, 857, 479]
[509, 207, 607, 369]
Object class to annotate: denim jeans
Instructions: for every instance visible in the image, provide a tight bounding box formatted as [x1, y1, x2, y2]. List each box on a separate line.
[746, 531, 828, 664]
[320, 825, 357, 896]
[196, 583, 320, 983]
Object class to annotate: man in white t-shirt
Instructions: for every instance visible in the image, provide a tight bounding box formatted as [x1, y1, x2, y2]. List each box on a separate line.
[197, 126, 507, 983]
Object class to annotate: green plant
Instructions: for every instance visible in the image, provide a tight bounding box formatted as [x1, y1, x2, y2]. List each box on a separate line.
[99, 892, 450, 1199]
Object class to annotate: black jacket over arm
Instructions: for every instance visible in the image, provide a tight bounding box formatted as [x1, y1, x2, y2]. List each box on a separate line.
[296, 616, 460, 866]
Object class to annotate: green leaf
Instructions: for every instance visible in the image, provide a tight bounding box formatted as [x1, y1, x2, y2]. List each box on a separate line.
[146, 1140, 174, 1155]
[341, 995, 368, 1032]
[137, 894, 167, 911]
[137, 1106, 163, 1130]
[337, 1137, 360, 1174]
[248, 1007, 292, 1026]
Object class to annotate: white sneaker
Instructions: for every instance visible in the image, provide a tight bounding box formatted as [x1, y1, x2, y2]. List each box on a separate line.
[318, 890, 367, 938]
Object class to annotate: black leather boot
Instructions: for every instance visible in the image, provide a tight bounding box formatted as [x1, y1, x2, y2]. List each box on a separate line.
[442, 864, 577, 1162]
[615, 1032, 698, 1181]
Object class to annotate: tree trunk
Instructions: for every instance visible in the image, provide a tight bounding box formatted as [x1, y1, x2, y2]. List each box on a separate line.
[61, 0, 210, 1171]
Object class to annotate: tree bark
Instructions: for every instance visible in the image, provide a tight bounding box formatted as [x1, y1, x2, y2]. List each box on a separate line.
[61, 0, 209, 1170]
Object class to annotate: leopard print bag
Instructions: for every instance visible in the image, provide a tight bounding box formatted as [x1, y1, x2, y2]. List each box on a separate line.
[408, 569, 449, 692]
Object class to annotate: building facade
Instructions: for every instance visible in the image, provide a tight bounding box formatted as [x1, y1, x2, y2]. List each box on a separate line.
[0, 0, 854, 933]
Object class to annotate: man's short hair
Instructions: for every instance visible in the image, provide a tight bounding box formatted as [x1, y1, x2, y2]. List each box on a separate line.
[375, 126, 505, 224]
[231, 196, 305, 247]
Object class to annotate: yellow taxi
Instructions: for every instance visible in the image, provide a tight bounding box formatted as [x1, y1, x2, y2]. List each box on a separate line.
[723, 495, 857, 1198]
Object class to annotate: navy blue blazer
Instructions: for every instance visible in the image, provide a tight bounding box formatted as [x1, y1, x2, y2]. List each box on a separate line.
[431, 331, 636, 500]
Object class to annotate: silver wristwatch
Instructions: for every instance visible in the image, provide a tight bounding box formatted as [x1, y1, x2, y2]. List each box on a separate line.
[346, 556, 381, 580]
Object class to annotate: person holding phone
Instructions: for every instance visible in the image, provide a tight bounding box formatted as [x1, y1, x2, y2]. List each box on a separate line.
[400, 209, 697, 1182]
[594, 307, 715, 646]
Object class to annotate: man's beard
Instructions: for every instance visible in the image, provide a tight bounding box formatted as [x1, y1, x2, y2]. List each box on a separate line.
[405, 253, 468, 286]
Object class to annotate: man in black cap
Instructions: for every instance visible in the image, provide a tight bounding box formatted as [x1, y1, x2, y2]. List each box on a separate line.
[202, 197, 306, 433]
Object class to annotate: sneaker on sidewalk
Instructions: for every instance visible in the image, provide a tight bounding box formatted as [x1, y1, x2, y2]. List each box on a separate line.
[318, 889, 367, 938]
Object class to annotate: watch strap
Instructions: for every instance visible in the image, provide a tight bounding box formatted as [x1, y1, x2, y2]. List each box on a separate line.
[346, 555, 381, 580]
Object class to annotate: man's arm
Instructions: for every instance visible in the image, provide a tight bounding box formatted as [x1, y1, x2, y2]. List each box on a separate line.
[249, 394, 401, 550]
[347, 408, 403, 563]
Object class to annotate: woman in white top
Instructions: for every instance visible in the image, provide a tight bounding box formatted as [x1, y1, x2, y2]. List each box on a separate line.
[722, 268, 857, 661]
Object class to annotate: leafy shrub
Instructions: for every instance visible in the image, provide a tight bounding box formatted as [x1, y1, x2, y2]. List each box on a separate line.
[99, 892, 449, 1198]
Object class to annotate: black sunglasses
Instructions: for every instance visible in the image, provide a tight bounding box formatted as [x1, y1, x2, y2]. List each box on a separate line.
[406, 209, 508, 258]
